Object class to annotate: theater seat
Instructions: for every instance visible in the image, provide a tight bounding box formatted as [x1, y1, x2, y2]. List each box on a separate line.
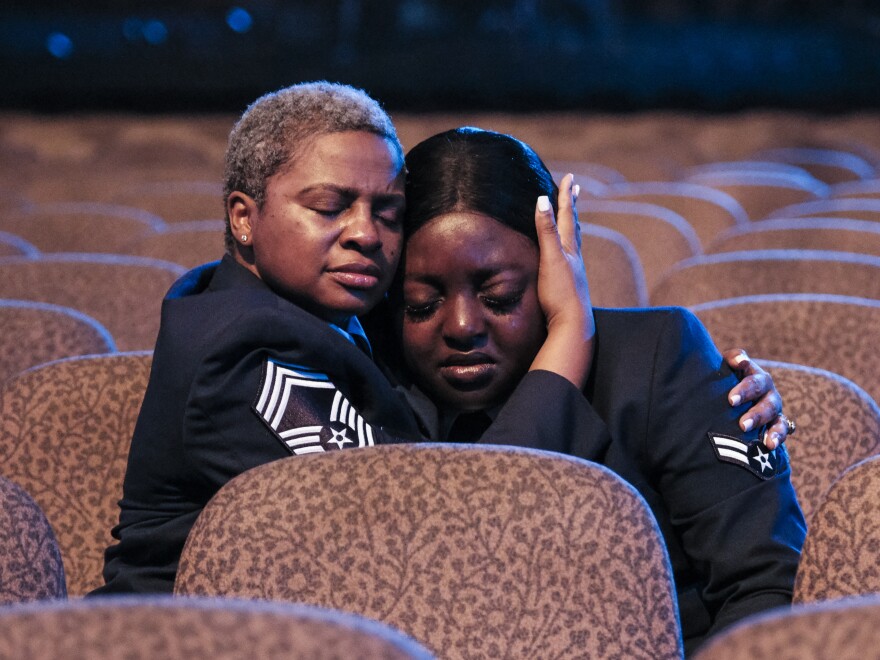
[0, 596, 433, 659]
[0, 475, 66, 605]
[176, 443, 683, 659]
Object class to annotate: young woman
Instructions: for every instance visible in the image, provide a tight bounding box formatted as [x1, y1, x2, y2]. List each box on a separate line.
[378, 127, 806, 653]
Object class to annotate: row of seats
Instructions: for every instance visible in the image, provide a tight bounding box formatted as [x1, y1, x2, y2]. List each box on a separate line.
[2, 428, 879, 658]
[1, 352, 877, 600]
[2, 116, 879, 656]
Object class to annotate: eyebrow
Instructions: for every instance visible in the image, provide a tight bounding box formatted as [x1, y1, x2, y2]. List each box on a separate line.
[297, 183, 405, 205]
[405, 265, 527, 285]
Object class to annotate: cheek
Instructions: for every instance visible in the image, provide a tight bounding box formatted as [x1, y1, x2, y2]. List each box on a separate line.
[401, 321, 433, 363]
[383, 233, 402, 267]
[498, 302, 546, 361]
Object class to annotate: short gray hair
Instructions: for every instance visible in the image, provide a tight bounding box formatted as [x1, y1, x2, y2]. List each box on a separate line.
[223, 81, 402, 252]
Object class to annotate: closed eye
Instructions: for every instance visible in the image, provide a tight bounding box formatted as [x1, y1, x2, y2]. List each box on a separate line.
[404, 300, 440, 321]
[482, 292, 524, 314]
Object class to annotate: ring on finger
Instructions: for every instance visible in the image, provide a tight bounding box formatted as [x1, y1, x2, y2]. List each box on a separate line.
[785, 417, 797, 436]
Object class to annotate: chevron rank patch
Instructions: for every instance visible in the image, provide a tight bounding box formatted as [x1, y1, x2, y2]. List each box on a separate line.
[253, 358, 376, 456]
[707, 432, 788, 480]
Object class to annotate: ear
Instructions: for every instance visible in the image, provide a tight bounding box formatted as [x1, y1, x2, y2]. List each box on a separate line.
[227, 191, 258, 247]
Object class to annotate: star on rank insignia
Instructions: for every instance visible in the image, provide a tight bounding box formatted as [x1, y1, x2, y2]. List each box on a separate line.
[707, 432, 788, 480]
[253, 358, 376, 456]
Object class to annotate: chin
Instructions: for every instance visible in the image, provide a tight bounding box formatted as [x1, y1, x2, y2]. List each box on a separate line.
[441, 390, 502, 413]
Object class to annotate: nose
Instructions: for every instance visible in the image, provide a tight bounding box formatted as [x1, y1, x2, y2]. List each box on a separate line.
[340, 204, 382, 252]
[442, 294, 487, 348]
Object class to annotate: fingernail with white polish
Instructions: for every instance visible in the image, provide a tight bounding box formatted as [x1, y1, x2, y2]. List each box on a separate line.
[729, 394, 741, 406]
[742, 418, 754, 432]
[537, 196, 551, 213]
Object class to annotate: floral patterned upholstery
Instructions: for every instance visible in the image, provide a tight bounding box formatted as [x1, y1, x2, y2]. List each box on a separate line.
[0, 300, 115, 384]
[693, 293, 880, 407]
[0, 352, 153, 596]
[0, 596, 433, 659]
[650, 250, 880, 308]
[761, 361, 880, 522]
[794, 456, 880, 604]
[0, 476, 66, 605]
[0, 254, 184, 351]
[693, 595, 880, 660]
[175, 443, 683, 660]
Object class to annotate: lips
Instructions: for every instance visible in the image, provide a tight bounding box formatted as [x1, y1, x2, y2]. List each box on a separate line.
[328, 262, 383, 290]
[439, 353, 496, 389]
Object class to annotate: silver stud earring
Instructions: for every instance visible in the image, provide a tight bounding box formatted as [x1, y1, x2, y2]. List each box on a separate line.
[240, 234, 248, 242]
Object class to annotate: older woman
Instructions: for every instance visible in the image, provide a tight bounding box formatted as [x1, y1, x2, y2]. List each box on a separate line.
[375, 127, 806, 654]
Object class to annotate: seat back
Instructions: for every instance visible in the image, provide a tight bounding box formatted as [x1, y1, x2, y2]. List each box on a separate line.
[109, 180, 225, 223]
[597, 181, 748, 248]
[684, 169, 828, 220]
[0, 475, 66, 605]
[693, 595, 880, 660]
[650, 250, 880, 307]
[767, 198, 880, 222]
[760, 361, 880, 522]
[122, 220, 225, 269]
[176, 444, 683, 660]
[692, 294, 880, 407]
[0, 299, 116, 384]
[751, 147, 876, 185]
[582, 223, 649, 307]
[707, 218, 880, 257]
[0, 352, 153, 596]
[830, 178, 880, 200]
[0, 231, 39, 258]
[577, 198, 701, 292]
[794, 456, 880, 604]
[0, 254, 185, 351]
[0, 596, 434, 659]
[0, 202, 165, 254]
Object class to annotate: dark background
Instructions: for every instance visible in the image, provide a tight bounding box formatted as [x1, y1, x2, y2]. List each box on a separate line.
[2, 0, 880, 113]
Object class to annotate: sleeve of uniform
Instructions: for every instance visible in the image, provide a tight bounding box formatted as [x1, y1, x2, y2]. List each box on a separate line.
[183, 307, 419, 492]
[481, 369, 611, 459]
[644, 308, 806, 643]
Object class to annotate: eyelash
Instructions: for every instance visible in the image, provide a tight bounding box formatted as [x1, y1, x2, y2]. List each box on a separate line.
[404, 301, 439, 322]
[483, 293, 524, 313]
[403, 293, 524, 322]
[311, 207, 401, 226]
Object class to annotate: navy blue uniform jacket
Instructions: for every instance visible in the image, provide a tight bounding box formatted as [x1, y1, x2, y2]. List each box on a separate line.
[94, 256, 427, 594]
[388, 306, 807, 654]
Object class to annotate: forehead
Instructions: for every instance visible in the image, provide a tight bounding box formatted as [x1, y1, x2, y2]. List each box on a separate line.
[404, 212, 538, 275]
[279, 131, 404, 189]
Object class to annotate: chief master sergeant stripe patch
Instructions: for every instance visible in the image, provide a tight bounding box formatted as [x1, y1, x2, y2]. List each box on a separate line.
[253, 358, 376, 456]
[708, 432, 787, 480]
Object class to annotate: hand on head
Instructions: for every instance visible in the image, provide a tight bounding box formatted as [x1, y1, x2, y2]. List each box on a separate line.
[529, 173, 595, 390]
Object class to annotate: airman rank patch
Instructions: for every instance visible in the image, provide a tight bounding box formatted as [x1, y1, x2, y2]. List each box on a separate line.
[707, 432, 787, 480]
[253, 358, 376, 456]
